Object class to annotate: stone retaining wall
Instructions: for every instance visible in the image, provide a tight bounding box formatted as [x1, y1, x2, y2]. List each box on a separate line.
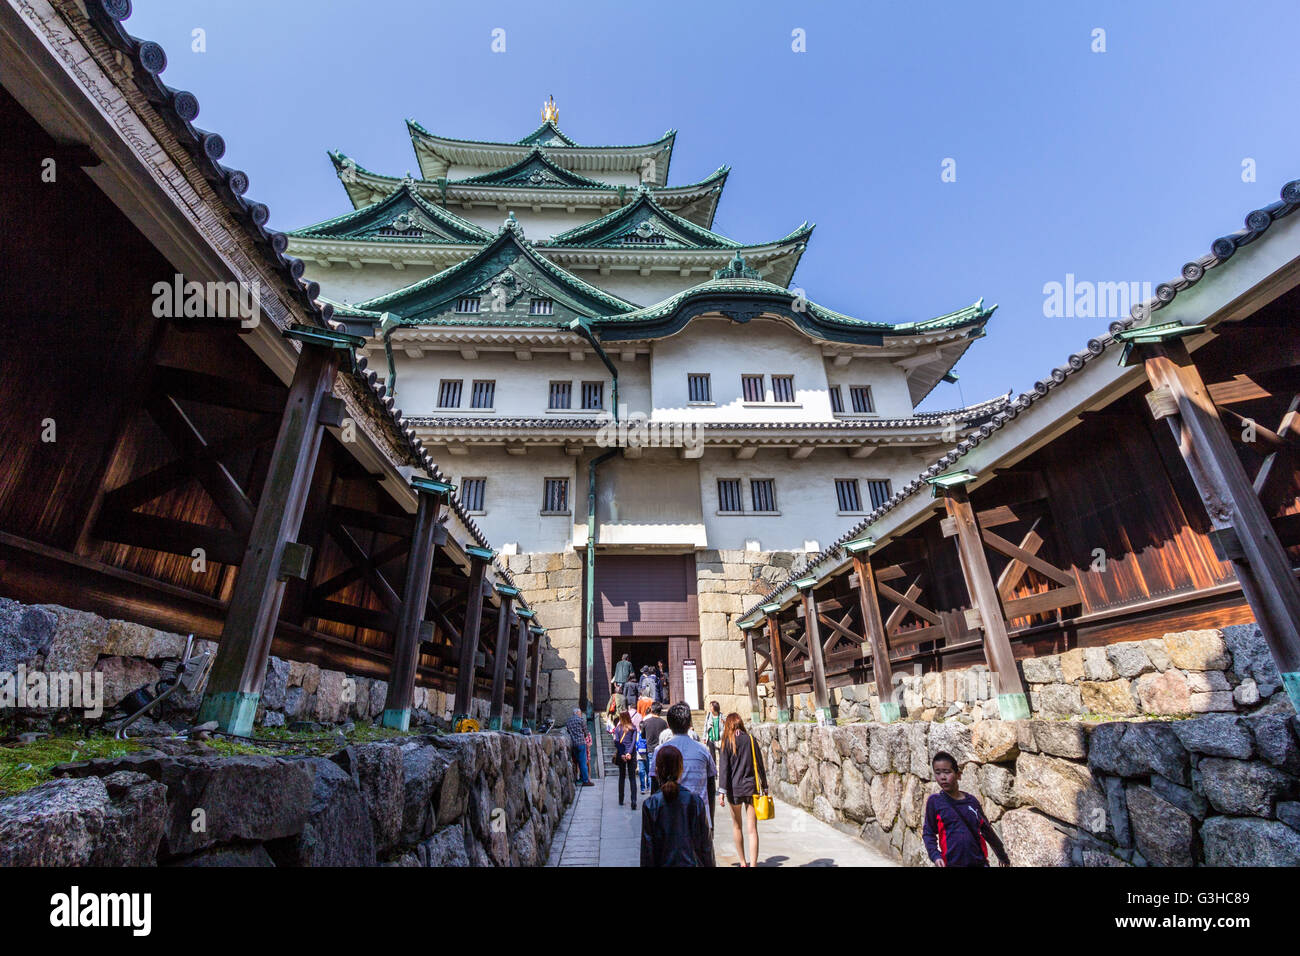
[752, 707, 1300, 866]
[0, 732, 575, 867]
[503, 547, 801, 719]
[769, 624, 1286, 724]
[0, 597, 553, 732]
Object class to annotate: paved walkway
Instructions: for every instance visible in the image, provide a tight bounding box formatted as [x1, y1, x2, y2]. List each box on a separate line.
[548, 771, 897, 868]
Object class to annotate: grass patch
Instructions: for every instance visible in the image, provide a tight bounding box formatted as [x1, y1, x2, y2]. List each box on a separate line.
[0, 735, 146, 798]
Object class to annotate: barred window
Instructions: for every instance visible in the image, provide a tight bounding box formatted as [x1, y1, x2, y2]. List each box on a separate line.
[867, 479, 892, 509]
[437, 379, 463, 408]
[548, 381, 572, 410]
[470, 380, 495, 409]
[455, 297, 480, 314]
[829, 385, 844, 414]
[717, 479, 743, 513]
[688, 373, 711, 403]
[751, 479, 776, 512]
[772, 375, 795, 403]
[581, 381, 604, 410]
[461, 478, 486, 512]
[850, 385, 875, 413]
[529, 297, 554, 315]
[542, 478, 570, 513]
[742, 374, 764, 402]
[835, 479, 862, 512]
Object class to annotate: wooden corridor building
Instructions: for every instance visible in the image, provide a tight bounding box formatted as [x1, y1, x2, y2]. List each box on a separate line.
[737, 182, 1300, 724]
[0, 0, 549, 734]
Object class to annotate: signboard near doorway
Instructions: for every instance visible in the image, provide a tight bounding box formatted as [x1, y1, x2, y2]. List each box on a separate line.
[682, 658, 700, 710]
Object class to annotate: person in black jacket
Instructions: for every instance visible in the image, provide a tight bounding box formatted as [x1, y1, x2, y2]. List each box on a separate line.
[640, 745, 715, 867]
[611, 710, 639, 809]
[717, 713, 767, 867]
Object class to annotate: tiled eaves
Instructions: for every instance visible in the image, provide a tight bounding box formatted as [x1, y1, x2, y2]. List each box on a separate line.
[737, 177, 1300, 626]
[406, 399, 1010, 432]
[407, 116, 677, 155]
[287, 183, 491, 242]
[80, 2, 527, 598]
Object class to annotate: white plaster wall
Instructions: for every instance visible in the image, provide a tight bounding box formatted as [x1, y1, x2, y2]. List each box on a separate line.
[823, 356, 917, 419]
[444, 163, 645, 190]
[445, 450, 577, 555]
[649, 319, 835, 422]
[435, 443, 930, 555]
[303, 261, 444, 307]
[450, 206, 605, 242]
[570, 269, 705, 307]
[581, 449, 706, 548]
[696, 446, 930, 552]
[394, 349, 649, 419]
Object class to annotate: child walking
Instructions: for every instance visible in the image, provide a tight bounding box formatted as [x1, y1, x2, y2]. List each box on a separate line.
[922, 751, 1010, 867]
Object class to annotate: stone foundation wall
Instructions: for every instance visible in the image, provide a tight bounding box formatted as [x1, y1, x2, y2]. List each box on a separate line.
[0, 731, 575, 867]
[696, 549, 803, 717]
[504, 548, 803, 720]
[752, 708, 1300, 866]
[503, 551, 583, 717]
[0, 597, 557, 732]
[764, 625, 1286, 725]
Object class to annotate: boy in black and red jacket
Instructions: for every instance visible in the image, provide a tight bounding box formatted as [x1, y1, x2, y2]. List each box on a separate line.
[922, 750, 1010, 868]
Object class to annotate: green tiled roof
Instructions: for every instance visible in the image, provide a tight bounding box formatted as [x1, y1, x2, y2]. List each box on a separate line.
[517, 121, 578, 147]
[588, 260, 995, 345]
[288, 181, 490, 243]
[406, 118, 676, 154]
[455, 149, 612, 190]
[548, 186, 812, 251]
[357, 218, 639, 326]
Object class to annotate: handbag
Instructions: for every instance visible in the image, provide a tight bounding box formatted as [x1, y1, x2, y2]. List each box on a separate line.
[750, 734, 774, 820]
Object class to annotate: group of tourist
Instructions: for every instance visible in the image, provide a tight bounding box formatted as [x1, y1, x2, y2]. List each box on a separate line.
[562, 657, 1009, 868]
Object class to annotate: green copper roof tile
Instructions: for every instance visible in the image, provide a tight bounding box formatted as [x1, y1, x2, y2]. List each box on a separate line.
[548, 186, 809, 252]
[454, 148, 612, 190]
[406, 117, 676, 154]
[517, 121, 579, 147]
[356, 219, 639, 325]
[290, 180, 491, 244]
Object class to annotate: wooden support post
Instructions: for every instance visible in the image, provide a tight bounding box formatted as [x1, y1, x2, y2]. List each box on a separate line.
[452, 549, 492, 730]
[743, 629, 761, 725]
[527, 627, 543, 729]
[797, 583, 834, 724]
[381, 485, 445, 731]
[765, 613, 790, 722]
[511, 615, 529, 732]
[488, 591, 515, 730]
[940, 486, 1029, 719]
[852, 554, 899, 722]
[1141, 340, 1300, 708]
[197, 339, 341, 735]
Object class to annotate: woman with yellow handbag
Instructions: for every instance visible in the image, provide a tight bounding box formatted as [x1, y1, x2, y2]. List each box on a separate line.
[717, 713, 770, 867]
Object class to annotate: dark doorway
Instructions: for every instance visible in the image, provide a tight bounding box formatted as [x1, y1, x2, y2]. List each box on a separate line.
[612, 639, 668, 689]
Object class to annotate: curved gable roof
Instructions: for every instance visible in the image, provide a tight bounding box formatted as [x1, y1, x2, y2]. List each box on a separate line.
[358, 218, 639, 325]
[288, 181, 490, 243]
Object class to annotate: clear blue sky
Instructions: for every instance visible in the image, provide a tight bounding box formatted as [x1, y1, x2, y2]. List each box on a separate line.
[123, 0, 1300, 410]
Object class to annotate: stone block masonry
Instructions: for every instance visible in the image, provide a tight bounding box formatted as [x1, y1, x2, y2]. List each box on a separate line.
[695, 548, 803, 718]
[0, 732, 576, 867]
[0, 597, 560, 732]
[791, 625, 1290, 726]
[503, 547, 803, 719]
[752, 711, 1300, 866]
